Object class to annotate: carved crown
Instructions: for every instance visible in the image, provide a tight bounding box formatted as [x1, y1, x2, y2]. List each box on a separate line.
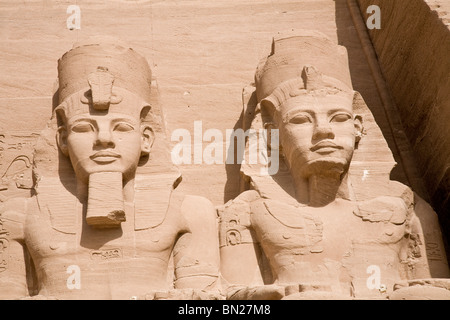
[255, 29, 353, 102]
[57, 40, 152, 106]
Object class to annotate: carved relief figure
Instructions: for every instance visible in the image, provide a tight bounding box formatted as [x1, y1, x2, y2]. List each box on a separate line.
[0, 133, 36, 201]
[219, 30, 450, 300]
[0, 41, 220, 300]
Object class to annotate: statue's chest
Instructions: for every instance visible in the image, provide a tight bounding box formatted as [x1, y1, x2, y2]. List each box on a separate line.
[23, 206, 180, 267]
[250, 200, 324, 255]
[250, 198, 408, 259]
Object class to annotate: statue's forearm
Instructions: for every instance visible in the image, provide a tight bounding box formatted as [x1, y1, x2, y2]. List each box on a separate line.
[0, 240, 29, 299]
[0, 199, 29, 299]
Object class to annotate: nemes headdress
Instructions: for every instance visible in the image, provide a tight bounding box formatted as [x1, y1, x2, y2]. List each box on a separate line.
[56, 41, 153, 120]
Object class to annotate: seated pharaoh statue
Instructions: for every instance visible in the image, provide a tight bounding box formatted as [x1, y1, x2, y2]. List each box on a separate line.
[0, 41, 221, 300]
[218, 30, 450, 300]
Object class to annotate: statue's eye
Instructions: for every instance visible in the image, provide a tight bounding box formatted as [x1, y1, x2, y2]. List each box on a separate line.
[289, 114, 312, 125]
[330, 113, 351, 123]
[71, 123, 94, 133]
[113, 122, 134, 132]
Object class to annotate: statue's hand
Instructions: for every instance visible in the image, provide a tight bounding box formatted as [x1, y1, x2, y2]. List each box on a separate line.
[144, 288, 225, 300]
[389, 279, 450, 300]
[226, 284, 354, 300]
[227, 284, 285, 300]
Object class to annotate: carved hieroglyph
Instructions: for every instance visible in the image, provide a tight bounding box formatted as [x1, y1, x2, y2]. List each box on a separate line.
[0, 41, 221, 300]
[219, 30, 450, 300]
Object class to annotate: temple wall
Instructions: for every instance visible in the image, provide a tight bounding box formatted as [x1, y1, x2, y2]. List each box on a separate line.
[0, 0, 447, 246]
[357, 0, 450, 254]
[0, 0, 348, 205]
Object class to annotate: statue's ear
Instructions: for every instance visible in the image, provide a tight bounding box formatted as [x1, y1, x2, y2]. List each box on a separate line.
[260, 98, 282, 154]
[260, 97, 278, 126]
[140, 124, 155, 156]
[352, 91, 366, 146]
[56, 126, 69, 157]
[139, 105, 154, 156]
[55, 107, 69, 157]
[354, 114, 363, 145]
[260, 97, 276, 116]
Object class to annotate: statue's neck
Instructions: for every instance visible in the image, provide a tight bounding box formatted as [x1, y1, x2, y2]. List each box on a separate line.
[293, 172, 351, 207]
[123, 178, 135, 202]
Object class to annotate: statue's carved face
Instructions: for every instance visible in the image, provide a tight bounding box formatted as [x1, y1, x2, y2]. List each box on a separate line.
[57, 98, 153, 183]
[275, 92, 362, 178]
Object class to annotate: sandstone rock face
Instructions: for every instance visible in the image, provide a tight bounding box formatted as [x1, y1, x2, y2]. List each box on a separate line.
[357, 0, 450, 259]
[0, 0, 420, 205]
[0, 0, 448, 300]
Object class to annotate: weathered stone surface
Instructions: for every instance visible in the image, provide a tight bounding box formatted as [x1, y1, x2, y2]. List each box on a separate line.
[0, 0, 448, 300]
[1, 0, 421, 206]
[357, 0, 450, 260]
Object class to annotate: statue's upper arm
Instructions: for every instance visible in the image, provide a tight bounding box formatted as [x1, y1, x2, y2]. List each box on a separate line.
[173, 194, 220, 290]
[218, 190, 264, 286]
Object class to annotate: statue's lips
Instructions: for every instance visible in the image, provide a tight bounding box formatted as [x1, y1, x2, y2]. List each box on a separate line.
[310, 141, 343, 153]
[90, 151, 121, 163]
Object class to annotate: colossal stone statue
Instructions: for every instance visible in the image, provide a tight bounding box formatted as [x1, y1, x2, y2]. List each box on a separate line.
[219, 30, 450, 300]
[0, 41, 221, 300]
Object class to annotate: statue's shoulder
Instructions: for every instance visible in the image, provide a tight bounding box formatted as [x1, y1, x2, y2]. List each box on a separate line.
[0, 196, 34, 240]
[355, 195, 409, 225]
[218, 190, 260, 217]
[386, 180, 416, 204]
[168, 190, 217, 233]
[371, 180, 437, 220]
[168, 190, 215, 217]
[354, 180, 416, 220]
[218, 190, 261, 225]
[221, 190, 261, 207]
[219, 190, 315, 229]
[180, 194, 214, 210]
[253, 198, 321, 230]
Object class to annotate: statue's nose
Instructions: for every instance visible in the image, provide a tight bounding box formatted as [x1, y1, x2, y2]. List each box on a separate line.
[95, 129, 115, 148]
[312, 121, 335, 141]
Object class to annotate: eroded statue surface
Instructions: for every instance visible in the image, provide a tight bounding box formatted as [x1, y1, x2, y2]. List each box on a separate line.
[0, 41, 220, 300]
[219, 30, 450, 300]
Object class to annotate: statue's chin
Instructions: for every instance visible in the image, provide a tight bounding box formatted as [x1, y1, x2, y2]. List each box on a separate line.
[298, 158, 349, 180]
